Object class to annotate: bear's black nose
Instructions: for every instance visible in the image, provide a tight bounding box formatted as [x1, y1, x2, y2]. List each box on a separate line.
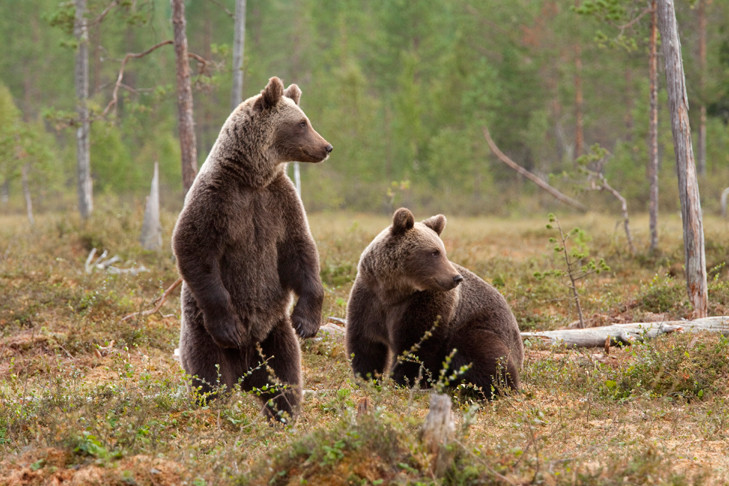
[453, 274, 464, 284]
[325, 144, 334, 154]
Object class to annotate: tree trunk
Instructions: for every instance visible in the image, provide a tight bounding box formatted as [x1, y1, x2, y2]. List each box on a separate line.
[74, 0, 93, 219]
[230, 0, 247, 111]
[421, 393, 455, 476]
[171, 0, 198, 196]
[21, 163, 34, 226]
[648, 0, 659, 254]
[521, 317, 729, 348]
[140, 162, 162, 251]
[697, 0, 707, 176]
[574, 42, 584, 160]
[657, 0, 708, 318]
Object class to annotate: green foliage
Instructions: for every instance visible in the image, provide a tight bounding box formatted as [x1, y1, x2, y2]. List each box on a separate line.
[2, 1, 729, 214]
[601, 333, 729, 401]
[535, 214, 610, 327]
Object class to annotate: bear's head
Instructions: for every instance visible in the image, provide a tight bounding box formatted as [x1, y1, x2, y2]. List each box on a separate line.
[252, 77, 333, 164]
[359, 208, 463, 297]
[209, 77, 333, 188]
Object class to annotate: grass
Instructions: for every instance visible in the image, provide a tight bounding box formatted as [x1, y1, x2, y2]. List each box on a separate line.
[1, 203, 728, 484]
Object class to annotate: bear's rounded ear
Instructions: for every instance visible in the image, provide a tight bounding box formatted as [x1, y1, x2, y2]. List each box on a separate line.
[422, 214, 446, 235]
[284, 84, 302, 105]
[255, 76, 284, 112]
[391, 207, 415, 235]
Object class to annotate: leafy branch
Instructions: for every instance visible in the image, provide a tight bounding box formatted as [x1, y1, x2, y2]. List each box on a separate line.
[536, 214, 610, 328]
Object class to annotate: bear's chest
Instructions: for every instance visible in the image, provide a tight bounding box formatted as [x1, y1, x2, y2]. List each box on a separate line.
[383, 291, 456, 344]
[225, 190, 286, 249]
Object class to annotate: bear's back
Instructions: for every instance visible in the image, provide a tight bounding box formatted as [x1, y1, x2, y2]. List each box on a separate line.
[451, 265, 524, 368]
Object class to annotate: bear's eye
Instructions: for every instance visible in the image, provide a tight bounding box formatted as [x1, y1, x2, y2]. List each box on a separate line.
[431, 249, 440, 257]
[298, 120, 307, 129]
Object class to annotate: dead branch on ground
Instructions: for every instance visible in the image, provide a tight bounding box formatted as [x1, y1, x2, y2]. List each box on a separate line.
[121, 277, 182, 323]
[521, 316, 729, 348]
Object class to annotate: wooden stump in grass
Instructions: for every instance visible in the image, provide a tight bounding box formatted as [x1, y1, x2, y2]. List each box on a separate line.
[421, 393, 455, 476]
[140, 162, 162, 251]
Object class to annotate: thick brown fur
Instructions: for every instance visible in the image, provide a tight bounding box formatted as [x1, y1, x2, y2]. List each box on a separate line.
[172, 77, 332, 421]
[346, 208, 524, 398]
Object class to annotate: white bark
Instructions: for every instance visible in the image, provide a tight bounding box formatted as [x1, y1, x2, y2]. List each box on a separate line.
[140, 162, 162, 250]
[421, 393, 455, 476]
[521, 317, 729, 348]
[75, 0, 92, 219]
[21, 163, 34, 226]
[230, 0, 246, 111]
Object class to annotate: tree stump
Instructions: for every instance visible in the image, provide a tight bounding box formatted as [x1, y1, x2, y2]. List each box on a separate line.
[140, 162, 162, 251]
[421, 393, 455, 476]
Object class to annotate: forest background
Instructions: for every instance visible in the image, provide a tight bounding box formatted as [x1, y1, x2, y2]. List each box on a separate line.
[2, 0, 729, 219]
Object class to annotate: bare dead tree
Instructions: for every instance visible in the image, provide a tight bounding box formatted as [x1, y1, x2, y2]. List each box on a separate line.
[580, 146, 636, 254]
[74, 0, 93, 220]
[172, 0, 198, 196]
[140, 162, 162, 250]
[230, 0, 247, 111]
[648, 0, 660, 254]
[697, 0, 707, 176]
[657, 0, 708, 318]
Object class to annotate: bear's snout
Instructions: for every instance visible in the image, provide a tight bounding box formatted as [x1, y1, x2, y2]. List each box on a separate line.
[325, 144, 333, 154]
[453, 274, 464, 285]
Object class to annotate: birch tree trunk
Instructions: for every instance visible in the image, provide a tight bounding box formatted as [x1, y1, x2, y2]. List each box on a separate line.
[21, 163, 34, 226]
[74, 0, 93, 219]
[657, 0, 708, 318]
[230, 0, 246, 111]
[171, 0, 198, 196]
[648, 0, 659, 253]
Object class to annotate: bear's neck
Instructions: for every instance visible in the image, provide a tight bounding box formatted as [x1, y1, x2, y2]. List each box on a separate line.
[206, 147, 283, 189]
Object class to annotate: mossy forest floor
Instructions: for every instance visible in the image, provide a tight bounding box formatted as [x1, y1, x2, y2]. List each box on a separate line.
[1, 206, 728, 485]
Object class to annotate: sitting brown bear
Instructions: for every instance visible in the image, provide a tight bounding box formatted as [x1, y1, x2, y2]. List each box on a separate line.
[345, 208, 523, 397]
[172, 77, 332, 421]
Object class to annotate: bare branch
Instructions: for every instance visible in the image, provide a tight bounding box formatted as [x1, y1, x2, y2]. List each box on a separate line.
[207, 0, 234, 17]
[482, 126, 587, 212]
[188, 51, 210, 76]
[121, 277, 183, 323]
[101, 40, 174, 117]
[88, 0, 119, 26]
[617, 6, 652, 36]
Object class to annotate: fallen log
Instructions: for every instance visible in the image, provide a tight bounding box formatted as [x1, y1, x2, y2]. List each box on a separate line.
[521, 316, 729, 348]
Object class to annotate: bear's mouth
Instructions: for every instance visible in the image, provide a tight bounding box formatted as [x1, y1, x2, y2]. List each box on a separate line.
[298, 148, 330, 163]
[433, 275, 463, 291]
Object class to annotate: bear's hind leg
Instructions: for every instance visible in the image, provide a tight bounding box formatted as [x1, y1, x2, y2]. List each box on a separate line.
[448, 329, 520, 399]
[179, 293, 234, 399]
[242, 319, 302, 422]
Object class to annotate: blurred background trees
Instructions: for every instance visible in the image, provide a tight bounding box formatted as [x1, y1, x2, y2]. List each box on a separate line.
[1, 0, 727, 218]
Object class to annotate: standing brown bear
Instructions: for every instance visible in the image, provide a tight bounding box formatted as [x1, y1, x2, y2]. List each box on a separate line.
[346, 208, 523, 398]
[172, 77, 332, 421]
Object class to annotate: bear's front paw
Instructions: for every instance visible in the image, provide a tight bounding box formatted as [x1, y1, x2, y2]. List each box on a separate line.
[291, 311, 320, 339]
[207, 315, 248, 349]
